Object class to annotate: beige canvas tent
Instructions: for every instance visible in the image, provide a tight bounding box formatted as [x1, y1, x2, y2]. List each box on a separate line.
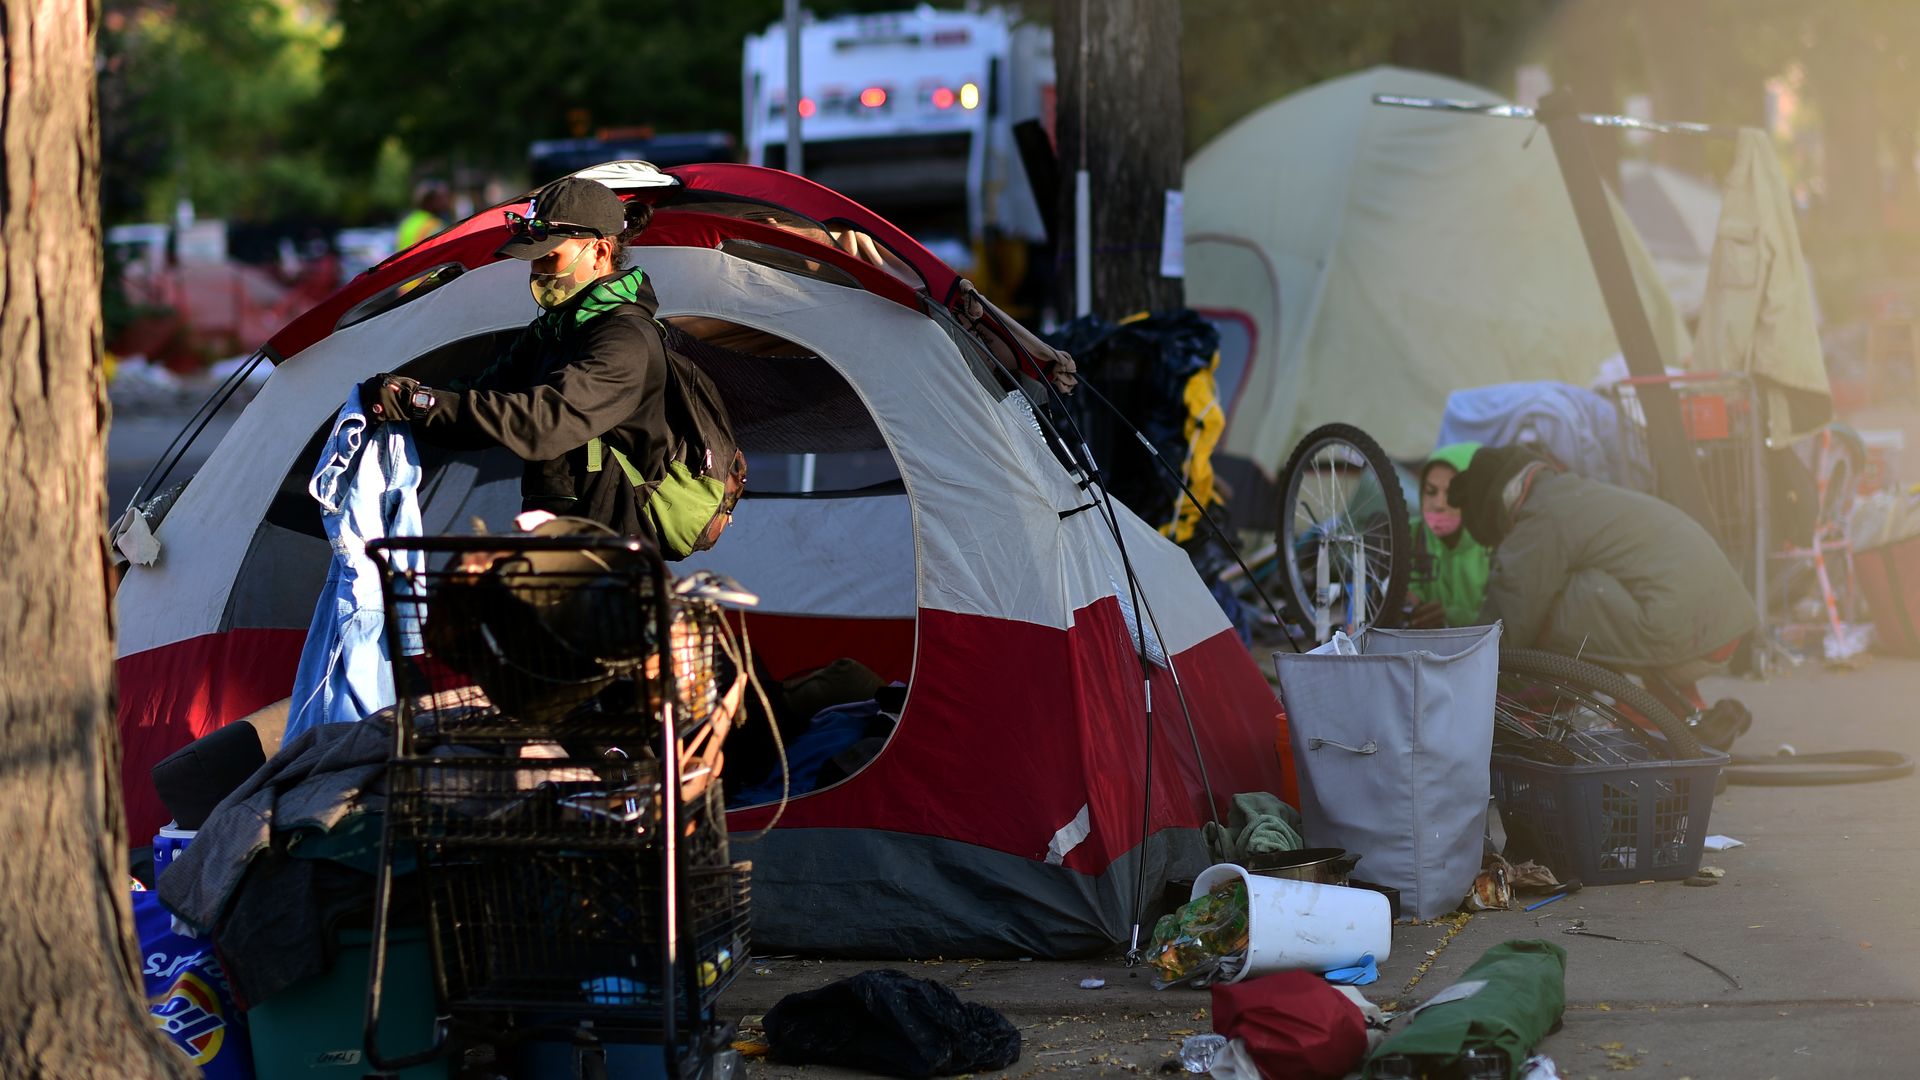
[1185, 66, 1688, 505]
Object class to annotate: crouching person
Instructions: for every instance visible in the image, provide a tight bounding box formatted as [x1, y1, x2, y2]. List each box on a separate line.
[1449, 446, 1756, 707]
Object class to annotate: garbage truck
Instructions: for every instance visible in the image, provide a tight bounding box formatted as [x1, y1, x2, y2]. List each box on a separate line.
[742, 5, 1054, 309]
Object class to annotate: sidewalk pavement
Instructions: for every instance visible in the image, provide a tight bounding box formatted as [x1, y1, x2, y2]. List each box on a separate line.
[718, 658, 1920, 1078]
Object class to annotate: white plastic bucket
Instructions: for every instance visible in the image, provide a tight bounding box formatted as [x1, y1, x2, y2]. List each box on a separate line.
[1191, 862, 1392, 981]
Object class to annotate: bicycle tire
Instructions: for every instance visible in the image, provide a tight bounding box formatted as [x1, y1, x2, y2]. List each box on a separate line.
[1275, 423, 1410, 640]
[1496, 649, 1705, 761]
[1724, 749, 1914, 786]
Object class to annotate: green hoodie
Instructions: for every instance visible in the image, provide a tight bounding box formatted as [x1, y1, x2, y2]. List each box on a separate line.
[1413, 442, 1491, 627]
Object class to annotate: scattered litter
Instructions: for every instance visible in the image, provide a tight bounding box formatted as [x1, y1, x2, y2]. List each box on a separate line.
[1147, 877, 1249, 989]
[1702, 835, 1745, 852]
[1824, 622, 1874, 666]
[1522, 881, 1584, 913]
[1323, 953, 1378, 986]
[1467, 855, 1513, 911]
[1080, 978, 1107, 989]
[1178, 1033, 1229, 1073]
[1562, 921, 1740, 990]
[1518, 1054, 1563, 1079]
[1508, 861, 1561, 892]
[1694, 866, 1726, 879]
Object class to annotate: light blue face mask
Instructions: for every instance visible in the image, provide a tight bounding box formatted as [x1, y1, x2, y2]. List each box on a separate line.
[530, 241, 601, 309]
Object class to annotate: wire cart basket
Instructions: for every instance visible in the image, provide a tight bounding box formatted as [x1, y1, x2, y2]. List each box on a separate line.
[360, 532, 753, 1078]
[1606, 371, 1770, 660]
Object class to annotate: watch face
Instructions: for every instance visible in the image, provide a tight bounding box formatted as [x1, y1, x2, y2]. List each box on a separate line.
[411, 390, 433, 410]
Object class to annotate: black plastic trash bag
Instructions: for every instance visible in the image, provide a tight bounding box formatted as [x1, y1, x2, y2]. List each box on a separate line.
[764, 968, 1022, 1077]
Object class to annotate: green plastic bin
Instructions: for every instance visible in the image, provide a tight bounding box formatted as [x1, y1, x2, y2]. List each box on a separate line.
[246, 927, 449, 1079]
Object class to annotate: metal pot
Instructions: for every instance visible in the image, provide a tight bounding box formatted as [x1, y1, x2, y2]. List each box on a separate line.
[1245, 848, 1362, 886]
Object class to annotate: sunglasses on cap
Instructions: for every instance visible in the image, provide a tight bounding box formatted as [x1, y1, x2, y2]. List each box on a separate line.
[504, 210, 605, 242]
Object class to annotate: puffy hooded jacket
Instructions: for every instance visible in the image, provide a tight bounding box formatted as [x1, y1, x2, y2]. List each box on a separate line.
[1412, 442, 1491, 627]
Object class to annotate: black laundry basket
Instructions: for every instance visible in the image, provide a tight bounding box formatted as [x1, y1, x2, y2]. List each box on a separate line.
[1492, 737, 1728, 886]
[361, 532, 749, 1078]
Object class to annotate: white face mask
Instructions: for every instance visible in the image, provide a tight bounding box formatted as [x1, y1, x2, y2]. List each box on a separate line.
[530, 241, 601, 309]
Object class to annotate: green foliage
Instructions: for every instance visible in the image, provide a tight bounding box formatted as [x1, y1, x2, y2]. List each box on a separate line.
[101, 0, 345, 222]
[311, 0, 905, 181]
[1181, 0, 1554, 152]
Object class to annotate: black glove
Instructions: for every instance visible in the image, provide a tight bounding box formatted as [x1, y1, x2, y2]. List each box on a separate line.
[359, 373, 456, 423]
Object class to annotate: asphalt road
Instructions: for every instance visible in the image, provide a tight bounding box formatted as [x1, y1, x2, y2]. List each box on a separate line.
[106, 408, 238, 517]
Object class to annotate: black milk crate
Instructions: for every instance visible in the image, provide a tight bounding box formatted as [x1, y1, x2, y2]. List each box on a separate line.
[1491, 737, 1729, 886]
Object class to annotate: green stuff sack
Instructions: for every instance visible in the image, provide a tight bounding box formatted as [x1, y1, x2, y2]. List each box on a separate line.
[1365, 939, 1567, 1078]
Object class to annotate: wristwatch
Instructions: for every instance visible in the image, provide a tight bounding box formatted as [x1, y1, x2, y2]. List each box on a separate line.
[411, 389, 436, 413]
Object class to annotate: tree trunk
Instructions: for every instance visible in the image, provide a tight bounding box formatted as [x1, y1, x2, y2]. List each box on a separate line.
[1053, 0, 1186, 319]
[0, 4, 194, 1078]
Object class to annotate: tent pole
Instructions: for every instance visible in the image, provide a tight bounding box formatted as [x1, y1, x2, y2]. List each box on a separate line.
[1536, 88, 1715, 531]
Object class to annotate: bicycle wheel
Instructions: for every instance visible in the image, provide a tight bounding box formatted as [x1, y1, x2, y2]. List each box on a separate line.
[1276, 423, 1410, 642]
[1495, 649, 1704, 763]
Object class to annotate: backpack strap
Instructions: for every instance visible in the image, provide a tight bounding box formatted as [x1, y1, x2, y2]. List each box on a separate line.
[585, 436, 646, 486]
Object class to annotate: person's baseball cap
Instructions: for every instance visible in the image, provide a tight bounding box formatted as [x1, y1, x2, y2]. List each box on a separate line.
[495, 176, 627, 260]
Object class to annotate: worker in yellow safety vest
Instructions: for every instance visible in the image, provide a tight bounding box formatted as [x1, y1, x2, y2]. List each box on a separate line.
[395, 180, 452, 250]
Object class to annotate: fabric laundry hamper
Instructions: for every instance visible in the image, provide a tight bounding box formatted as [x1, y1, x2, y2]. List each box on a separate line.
[1273, 625, 1501, 920]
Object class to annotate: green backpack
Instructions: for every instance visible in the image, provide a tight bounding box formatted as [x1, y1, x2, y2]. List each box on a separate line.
[587, 324, 747, 560]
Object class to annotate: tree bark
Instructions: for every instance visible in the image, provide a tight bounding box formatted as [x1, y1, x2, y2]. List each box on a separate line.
[0, 3, 194, 1077]
[1053, 0, 1186, 319]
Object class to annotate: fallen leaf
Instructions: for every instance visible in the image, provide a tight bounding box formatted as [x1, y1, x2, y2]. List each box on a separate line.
[1596, 1003, 1612, 1012]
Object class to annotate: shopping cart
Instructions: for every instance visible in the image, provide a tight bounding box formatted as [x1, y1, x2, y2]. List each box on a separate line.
[1606, 372, 1770, 662]
[360, 531, 751, 1078]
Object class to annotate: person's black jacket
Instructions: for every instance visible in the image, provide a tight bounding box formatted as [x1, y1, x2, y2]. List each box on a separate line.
[419, 267, 667, 536]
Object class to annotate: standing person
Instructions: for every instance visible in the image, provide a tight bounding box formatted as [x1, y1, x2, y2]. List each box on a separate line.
[358, 176, 743, 556]
[394, 179, 452, 251]
[1406, 442, 1489, 628]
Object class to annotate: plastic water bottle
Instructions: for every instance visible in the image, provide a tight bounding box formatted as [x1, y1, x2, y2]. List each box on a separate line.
[1179, 1033, 1229, 1073]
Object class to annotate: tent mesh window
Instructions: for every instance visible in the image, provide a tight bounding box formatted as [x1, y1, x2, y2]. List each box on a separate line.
[664, 320, 904, 495]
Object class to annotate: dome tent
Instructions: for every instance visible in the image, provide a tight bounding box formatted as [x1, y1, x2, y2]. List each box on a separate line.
[1185, 66, 1689, 506]
[114, 162, 1294, 957]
